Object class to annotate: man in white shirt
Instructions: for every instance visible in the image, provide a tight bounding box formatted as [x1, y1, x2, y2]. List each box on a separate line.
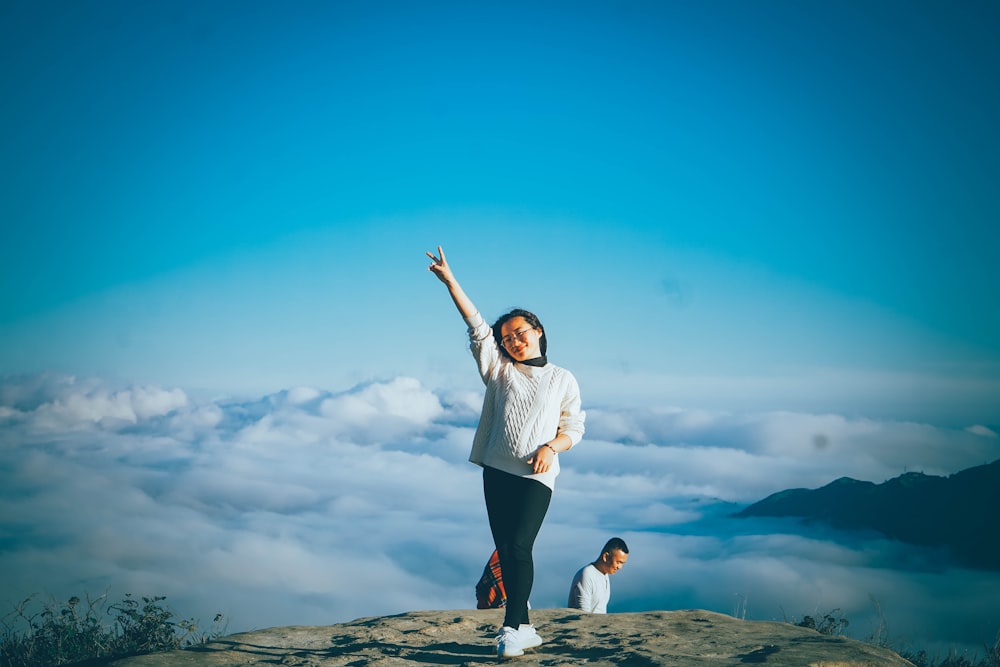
[567, 537, 629, 613]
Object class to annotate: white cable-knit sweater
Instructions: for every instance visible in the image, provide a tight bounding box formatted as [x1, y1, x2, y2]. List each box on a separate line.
[464, 312, 585, 490]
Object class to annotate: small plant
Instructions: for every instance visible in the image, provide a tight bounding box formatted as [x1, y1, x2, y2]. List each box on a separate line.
[795, 608, 850, 636]
[783, 603, 999, 667]
[0, 592, 226, 667]
[866, 594, 890, 648]
[732, 593, 749, 620]
[898, 632, 1000, 667]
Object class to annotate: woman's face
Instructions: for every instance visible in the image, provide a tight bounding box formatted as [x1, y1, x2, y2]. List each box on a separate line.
[499, 316, 543, 361]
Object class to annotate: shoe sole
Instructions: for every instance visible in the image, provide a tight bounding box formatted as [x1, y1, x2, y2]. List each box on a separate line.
[498, 640, 540, 658]
[498, 646, 525, 659]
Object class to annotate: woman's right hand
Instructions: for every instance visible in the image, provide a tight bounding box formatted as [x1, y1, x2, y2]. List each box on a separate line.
[427, 245, 477, 319]
[427, 245, 455, 285]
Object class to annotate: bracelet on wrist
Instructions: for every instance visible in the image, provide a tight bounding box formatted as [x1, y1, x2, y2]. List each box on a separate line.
[543, 443, 556, 454]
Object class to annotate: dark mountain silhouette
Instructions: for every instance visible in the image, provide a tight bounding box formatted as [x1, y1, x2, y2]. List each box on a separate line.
[735, 458, 1000, 571]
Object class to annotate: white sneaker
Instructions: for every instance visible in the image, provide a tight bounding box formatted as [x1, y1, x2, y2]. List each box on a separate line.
[496, 626, 524, 658]
[517, 624, 543, 649]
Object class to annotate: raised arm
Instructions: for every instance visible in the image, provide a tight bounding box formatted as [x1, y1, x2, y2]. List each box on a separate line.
[427, 245, 478, 319]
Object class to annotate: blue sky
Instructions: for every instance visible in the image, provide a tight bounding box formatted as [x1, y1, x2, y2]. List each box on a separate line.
[2, 0, 1000, 654]
[3, 0, 998, 425]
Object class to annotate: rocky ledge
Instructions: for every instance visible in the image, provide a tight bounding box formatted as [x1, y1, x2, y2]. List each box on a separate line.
[108, 608, 913, 666]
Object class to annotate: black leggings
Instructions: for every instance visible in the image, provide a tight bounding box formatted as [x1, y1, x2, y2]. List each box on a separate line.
[483, 466, 552, 629]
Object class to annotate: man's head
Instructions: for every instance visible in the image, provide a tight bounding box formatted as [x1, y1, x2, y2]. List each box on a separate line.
[594, 537, 629, 575]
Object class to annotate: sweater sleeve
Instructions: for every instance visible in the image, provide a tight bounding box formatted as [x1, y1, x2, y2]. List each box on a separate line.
[557, 371, 586, 447]
[464, 311, 501, 384]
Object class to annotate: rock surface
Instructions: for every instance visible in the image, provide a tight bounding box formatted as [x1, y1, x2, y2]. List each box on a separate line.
[108, 608, 914, 666]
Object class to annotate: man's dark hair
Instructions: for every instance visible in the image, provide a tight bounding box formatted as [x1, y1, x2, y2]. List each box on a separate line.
[601, 537, 629, 556]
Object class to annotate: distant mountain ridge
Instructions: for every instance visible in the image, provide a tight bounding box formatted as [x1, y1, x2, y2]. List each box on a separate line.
[735, 459, 1000, 570]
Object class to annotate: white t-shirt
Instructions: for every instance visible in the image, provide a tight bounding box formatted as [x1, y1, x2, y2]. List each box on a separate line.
[567, 563, 610, 613]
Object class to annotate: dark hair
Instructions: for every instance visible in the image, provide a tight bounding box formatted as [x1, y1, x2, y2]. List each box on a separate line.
[492, 308, 547, 360]
[601, 537, 629, 556]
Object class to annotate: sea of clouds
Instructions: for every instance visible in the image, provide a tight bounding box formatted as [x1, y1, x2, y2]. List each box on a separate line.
[1, 372, 998, 656]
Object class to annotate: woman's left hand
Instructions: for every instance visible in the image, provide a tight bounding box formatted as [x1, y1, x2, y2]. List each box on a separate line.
[527, 444, 555, 474]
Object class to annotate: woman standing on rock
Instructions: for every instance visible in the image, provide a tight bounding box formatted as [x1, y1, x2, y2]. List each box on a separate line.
[427, 246, 586, 659]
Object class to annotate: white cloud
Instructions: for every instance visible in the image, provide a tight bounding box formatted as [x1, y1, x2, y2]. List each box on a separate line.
[584, 405, 1000, 492]
[0, 375, 180, 430]
[966, 424, 998, 439]
[1, 373, 997, 654]
[316, 377, 445, 442]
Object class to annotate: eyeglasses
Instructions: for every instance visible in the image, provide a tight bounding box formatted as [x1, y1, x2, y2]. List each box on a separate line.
[501, 327, 536, 347]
